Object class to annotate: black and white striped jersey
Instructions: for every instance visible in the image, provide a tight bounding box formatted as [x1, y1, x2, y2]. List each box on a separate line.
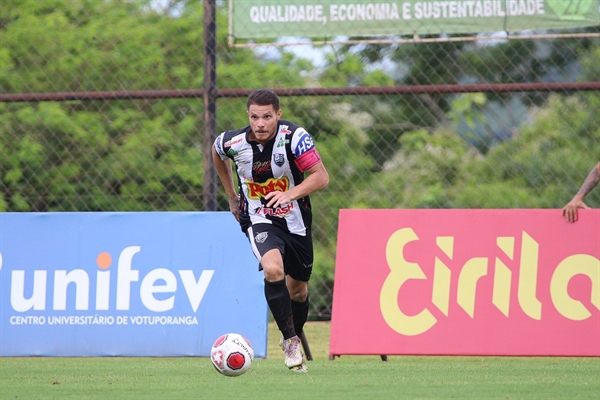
[213, 119, 322, 236]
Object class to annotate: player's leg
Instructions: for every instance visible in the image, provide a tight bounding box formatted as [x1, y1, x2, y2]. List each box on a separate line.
[261, 249, 304, 369]
[283, 230, 313, 337]
[287, 276, 309, 336]
[280, 232, 313, 368]
[261, 248, 295, 340]
[247, 226, 304, 370]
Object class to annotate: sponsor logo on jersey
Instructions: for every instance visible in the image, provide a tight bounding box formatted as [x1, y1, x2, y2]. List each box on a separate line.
[224, 136, 243, 147]
[295, 131, 315, 156]
[257, 203, 294, 217]
[280, 125, 292, 135]
[276, 137, 289, 148]
[256, 203, 294, 217]
[246, 177, 289, 199]
[252, 160, 271, 175]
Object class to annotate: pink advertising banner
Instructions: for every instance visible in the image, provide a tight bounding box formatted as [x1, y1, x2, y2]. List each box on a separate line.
[330, 209, 600, 357]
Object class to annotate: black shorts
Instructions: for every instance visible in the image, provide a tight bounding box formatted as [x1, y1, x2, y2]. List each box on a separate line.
[245, 223, 313, 282]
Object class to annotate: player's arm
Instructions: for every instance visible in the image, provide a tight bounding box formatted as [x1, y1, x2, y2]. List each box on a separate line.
[211, 146, 240, 221]
[561, 161, 600, 223]
[266, 156, 329, 208]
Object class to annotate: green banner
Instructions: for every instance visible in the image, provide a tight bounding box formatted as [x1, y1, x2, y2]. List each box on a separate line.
[231, 0, 600, 39]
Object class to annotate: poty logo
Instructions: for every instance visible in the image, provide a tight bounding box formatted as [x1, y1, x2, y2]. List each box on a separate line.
[246, 177, 289, 199]
[7, 246, 214, 313]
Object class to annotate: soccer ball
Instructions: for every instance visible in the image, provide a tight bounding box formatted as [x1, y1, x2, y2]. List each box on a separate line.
[210, 333, 254, 377]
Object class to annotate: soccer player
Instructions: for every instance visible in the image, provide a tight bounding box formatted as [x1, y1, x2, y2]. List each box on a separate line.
[561, 161, 600, 223]
[212, 89, 329, 372]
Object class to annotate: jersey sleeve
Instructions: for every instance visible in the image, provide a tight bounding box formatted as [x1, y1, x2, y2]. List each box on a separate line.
[213, 132, 228, 160]
[291, 128, 322, 172]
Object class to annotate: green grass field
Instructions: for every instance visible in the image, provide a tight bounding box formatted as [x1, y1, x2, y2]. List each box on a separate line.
[1, 321, 598, 399]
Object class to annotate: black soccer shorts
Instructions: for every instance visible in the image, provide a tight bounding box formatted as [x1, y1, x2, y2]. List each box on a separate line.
[246, 223, 313, 282]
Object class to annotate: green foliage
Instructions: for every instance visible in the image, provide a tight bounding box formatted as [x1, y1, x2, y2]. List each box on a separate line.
[581, 46, 600, 81]
[320, 52, 366, 87]
[448, 93, 487, 129]
[0, 0, 308, 212]
[371, 84, 600, 210]
[367, 128, 476, 209]
[481, 96, 595, 207]
[2, 0, 171, 92]
[363, 69, 394, 87]
[218, 53, 305, 90]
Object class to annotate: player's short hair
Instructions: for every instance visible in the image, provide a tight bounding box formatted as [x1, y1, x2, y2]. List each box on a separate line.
[247, 89, 280, 111]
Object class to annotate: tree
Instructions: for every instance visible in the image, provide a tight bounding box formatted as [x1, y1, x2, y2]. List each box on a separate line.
[312, 32, 598, 167]
[0, 0, 312, 212]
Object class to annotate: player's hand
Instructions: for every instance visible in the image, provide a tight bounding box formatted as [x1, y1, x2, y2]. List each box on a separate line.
[561, 197, 588, 223]
[265, 191, 292, 208]
[229, 197, 240, 221]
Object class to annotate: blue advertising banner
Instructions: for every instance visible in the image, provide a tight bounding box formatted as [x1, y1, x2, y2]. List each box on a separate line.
[0, 212, 268, 357]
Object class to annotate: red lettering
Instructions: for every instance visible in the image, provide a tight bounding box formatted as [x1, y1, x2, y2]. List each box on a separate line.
[257, 203, 294, 216]
[246, 178, 289, 199]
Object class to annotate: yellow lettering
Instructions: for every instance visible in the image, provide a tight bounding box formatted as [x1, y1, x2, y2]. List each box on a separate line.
[380, 228, 436, 336]
[493, 237, 514, 317]
[432, 258, 451, 316]
[493, 259, 512, 317]
[457, 257, 488, 318]
[432, 237, 453, 316]
[497, 236, 515, 259]
[437, 236, 454, 258]
[551, 254, 600, 320]
[518, 231, 542, 320]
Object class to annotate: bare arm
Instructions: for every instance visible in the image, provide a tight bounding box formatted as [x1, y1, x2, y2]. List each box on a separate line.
[265, 162, 329, 208]
[211, 146, 240, 221]
[561, 162, 600, 223]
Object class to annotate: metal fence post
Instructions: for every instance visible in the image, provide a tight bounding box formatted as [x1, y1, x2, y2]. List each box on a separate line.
[203, 0, 218, 211]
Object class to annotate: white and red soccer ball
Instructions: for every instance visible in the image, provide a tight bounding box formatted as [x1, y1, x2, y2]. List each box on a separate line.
[210, 333, 254, 377]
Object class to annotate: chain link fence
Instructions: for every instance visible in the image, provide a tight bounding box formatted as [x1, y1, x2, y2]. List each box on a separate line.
[1, 0, 599, 320]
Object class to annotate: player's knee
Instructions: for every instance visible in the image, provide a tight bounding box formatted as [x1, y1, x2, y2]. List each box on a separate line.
[263, 265, 284, 282]
[288, 285, 308, 302]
